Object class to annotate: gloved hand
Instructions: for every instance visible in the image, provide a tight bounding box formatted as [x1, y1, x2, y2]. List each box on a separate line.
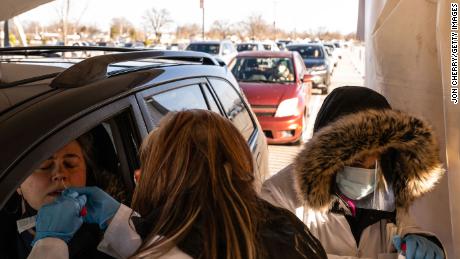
[65, 187, 120, 230]
[33, 191, 87, 245]
[393, 234, 444, 259]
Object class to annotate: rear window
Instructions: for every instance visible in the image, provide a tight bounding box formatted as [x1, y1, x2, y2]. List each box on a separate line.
[186, 44, 220, 55]
[237, 44, 258, 51]
[287, 45, 324, 59]
[229, 57, 295, 83]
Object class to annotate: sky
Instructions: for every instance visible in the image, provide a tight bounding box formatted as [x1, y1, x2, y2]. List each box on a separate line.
[17, 0, 359, 34]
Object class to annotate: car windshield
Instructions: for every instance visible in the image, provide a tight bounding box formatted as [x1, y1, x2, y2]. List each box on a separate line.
[186, 44, 220, 55]
[287, 45, 324, 59]
[229, 57, 295, 83]
[237, 44, 258, 51]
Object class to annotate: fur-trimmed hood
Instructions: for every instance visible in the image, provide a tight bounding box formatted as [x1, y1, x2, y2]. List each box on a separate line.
[294, 109, 444, 211]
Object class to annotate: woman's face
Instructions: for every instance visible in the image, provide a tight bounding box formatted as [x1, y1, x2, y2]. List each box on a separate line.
[17, 140, 87, 210]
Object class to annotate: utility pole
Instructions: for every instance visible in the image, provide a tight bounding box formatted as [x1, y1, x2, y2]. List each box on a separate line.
[200, 0, 205, 40]
[273, 0, 278, 41]
[3, 20, 10, 47]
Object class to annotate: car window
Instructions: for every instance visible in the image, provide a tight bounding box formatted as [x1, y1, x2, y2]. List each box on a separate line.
[202, 84, 221, 113]
[229, 57, 295, 83]
[0, 107, 141, 256]
[287, 45, 324, 59]
[209, 78, 255, 141]
[148, 84, 208, 114]
[238, 44, 257, 51]
[186, 44, 220, 55]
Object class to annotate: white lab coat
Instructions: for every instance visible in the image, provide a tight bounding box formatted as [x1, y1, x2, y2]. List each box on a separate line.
[303, 208, 437, 259]
[28, 204, 192, 259]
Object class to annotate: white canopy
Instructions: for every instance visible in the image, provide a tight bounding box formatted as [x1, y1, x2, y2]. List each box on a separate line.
[0, 0, 54, 21]
[365, 0, 459, 256]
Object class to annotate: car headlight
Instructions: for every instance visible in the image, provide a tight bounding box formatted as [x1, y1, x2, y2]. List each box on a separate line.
[312, 65, 327, 71]
[275, 98, 300, 117]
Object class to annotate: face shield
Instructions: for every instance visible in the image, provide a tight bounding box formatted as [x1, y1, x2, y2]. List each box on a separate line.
[335, 161, 395, 212]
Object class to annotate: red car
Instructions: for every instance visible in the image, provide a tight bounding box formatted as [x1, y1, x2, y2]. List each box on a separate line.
[229, 51, 312, 144]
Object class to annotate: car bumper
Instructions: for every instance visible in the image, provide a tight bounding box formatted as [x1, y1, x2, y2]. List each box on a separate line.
[308, 70, 328, 88]
[257, 114, 303, 144]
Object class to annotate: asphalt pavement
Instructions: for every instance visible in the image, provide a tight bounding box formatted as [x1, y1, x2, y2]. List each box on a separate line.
[267, 49, 364, 177]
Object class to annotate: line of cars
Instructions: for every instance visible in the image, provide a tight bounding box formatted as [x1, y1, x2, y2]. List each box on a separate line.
[181, 40, 344, 144]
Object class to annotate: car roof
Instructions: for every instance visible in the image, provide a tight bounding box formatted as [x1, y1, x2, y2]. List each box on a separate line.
[287, 43, 324, 47]
[189, 41, 225, 45]
[236, 51, 294, 58]
[237, 42, 263, 45]
[0, 48, 229, 180]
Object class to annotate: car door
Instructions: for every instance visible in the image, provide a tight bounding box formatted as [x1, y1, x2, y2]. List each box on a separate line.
[0, 95, 145, 237]
[207, 77, 269, 185]
[294, 52, 311, 107]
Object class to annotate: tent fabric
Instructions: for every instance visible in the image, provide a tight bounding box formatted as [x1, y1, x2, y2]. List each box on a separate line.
[365, 0, 457, 256]
[0, 0, 54, 21]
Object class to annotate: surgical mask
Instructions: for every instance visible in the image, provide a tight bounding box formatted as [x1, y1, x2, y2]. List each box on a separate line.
[336, 165, 377, 200]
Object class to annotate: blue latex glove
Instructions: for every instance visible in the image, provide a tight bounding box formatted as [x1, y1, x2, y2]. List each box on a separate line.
[33, 191, 87, 245]
[65, 187, 120, 230]
[393, 234, 444, 259]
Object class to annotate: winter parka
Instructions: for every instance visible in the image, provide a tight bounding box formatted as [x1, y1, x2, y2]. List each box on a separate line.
[261, 109, 445, 259]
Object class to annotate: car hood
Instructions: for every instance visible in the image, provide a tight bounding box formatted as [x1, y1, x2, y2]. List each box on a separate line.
[303, 59, 326, 68]
[239, 82, 295, 106]
[0, 0, 54, 20]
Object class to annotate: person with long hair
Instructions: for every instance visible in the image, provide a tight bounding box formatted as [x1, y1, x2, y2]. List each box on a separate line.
[28, 109, 327, 259]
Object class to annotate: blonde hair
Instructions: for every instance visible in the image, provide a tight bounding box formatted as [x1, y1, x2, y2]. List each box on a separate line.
[131, 110, 261, 259]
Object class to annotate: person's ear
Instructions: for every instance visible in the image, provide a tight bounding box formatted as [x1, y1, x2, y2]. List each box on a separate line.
[16, 187, 22, 196]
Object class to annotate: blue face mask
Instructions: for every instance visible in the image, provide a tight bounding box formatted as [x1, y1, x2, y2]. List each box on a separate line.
[336, 165, 377, 200]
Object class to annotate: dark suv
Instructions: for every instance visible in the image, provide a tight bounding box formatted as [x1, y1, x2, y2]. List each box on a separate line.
[0, 47, 268, 254]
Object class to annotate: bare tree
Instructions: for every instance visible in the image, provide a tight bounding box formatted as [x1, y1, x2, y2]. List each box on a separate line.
[244, 15, 269, 40]
[207, 20, 231, 40]
[23, 21, 42, 35]
[176, 23, 200, 40]
[144, 8, 172, 43]
[53, 0, 89, 44]
[233, 22, 247, 41]
[110, 17, 134, 40]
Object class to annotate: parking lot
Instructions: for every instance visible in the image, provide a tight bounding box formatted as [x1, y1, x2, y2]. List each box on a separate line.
[267, 48, 364, 176]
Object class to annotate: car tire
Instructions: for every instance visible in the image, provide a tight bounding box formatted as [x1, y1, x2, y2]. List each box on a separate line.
[321, 87, 328, 95]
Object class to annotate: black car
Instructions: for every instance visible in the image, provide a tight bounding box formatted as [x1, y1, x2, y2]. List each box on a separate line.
[0, 46, 268, 255]
[287, 43, 331, 94]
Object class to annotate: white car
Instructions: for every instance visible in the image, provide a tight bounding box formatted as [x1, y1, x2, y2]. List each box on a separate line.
[262, 41, 280, 51]
[186, 40, 237, 65]
[236, 42, 265, 52]
[323, 43, 339, 68]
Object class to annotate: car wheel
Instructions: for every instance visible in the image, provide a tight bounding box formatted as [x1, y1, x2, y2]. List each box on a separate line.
[321, 87, 328, 95]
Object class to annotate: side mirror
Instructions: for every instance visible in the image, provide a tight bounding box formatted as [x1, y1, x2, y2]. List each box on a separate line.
[222, 49, 230, 55]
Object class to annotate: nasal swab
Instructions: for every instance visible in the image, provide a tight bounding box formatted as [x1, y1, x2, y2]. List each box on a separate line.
[61, 179, 87, 217]
[61, 178, 68, 189]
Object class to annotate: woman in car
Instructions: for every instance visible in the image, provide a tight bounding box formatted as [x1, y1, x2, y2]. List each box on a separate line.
[261, 86, 445, 258]
[0, 130, 125, 259]
[29, 109, 327, 259]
